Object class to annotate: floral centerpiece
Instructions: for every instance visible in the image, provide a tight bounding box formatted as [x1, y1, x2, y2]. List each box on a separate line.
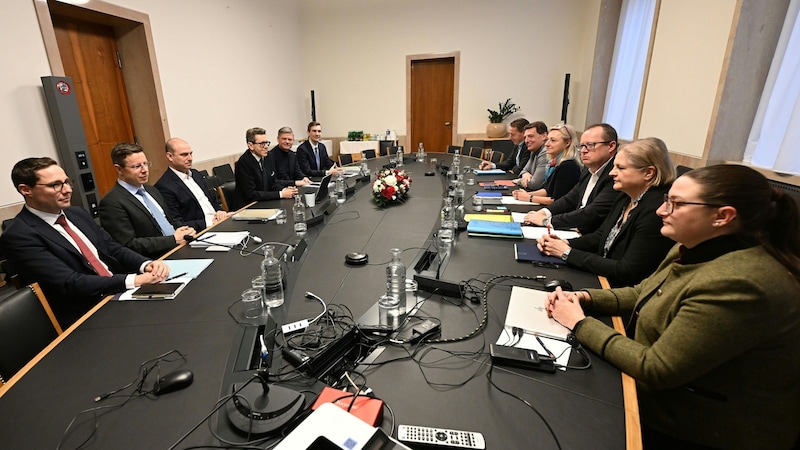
[372, 168, 412, 207]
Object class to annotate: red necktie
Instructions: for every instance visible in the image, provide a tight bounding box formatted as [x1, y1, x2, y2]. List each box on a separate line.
[55, 214, 113, 277]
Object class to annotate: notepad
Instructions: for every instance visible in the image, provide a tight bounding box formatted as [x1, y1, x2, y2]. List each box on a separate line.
[474, 169, 505, 175]
[467, 220, 523, 238]
[476, 191, 502, 198]
[464, 213, 512, 223]
[130, 282, 186, 300]
[513, 243, 565, 265]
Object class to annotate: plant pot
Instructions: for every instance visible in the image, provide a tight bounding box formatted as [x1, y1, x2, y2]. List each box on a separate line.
[486, 122, 507, 138]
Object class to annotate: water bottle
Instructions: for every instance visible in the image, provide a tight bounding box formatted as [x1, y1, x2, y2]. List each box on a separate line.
[292, 195, 307, 235]
[441, 197, 457, 233]
[417, 143, 425, 163]
[452, 147, 461, 169]
[385, 248, 407, 319]
[453, 174, 465, 206]
[396, 147, 404, 167]
[261, 246, 284, 307]
[335, 174, 346, 204]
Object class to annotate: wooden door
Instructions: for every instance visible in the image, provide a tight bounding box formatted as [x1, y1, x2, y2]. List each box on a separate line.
[52, 16, 136, 196]
[410, 58, 455, 153]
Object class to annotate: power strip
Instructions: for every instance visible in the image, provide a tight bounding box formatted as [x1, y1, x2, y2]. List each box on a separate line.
[281, 319, 309, 335]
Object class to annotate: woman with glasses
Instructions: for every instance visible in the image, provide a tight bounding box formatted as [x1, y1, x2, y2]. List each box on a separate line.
[512, 124, 581, 205]
[538, 138, 676, 287]
[546, 164, 800, 449]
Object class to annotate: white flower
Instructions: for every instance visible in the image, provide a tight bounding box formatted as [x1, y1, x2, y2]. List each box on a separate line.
[384, 175, 397, 186]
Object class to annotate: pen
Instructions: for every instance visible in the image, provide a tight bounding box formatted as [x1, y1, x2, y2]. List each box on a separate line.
[535, 335, 555, 359]
[164, 272, 187, 282]
[546, 223, 552, 235]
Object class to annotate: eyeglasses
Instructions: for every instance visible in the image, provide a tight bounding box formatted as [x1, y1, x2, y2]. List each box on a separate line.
[36, 179, 72, 192]
[662, 194, 724, 214]
[579, 141, 611, 151]
[250, 141, 271, 148]
[125, 161, 152, 171]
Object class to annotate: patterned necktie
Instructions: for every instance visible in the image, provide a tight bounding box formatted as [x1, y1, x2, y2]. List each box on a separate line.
[136, 188, 175, 236]
[314, 146, 321, 170]
[55, 214, 112, 277]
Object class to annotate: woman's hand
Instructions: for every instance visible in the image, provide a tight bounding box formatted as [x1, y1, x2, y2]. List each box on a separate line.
[540, 234, 570, 258]
[546, 287, 586, 330]
[511, 189, 529, 201]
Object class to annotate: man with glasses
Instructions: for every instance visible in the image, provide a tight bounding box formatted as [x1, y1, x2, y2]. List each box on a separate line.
[99, 142, 196, 258]
[270, 126, 312, 187]
[1, 157, 170, 326]
[523, 123, 622, 234]
[478, 118, 530, 175]
[235, 127, 298, 206]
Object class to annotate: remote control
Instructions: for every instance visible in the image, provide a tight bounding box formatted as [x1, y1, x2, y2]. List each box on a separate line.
[397, 425, 485, 449]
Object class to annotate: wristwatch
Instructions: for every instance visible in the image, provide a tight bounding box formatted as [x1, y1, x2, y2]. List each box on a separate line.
[542, 216, 551, 227]
[561, 248, 571, 261]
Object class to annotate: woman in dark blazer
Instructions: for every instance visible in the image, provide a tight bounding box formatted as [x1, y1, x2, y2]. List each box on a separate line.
[523, 124, 581, 204]
[538, 138, 676, 286]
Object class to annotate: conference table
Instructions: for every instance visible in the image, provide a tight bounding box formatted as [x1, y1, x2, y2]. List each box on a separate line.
[0, 155, 639, 449]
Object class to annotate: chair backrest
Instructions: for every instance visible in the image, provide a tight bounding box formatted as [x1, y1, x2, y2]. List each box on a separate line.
[0, 283, 61, 383]
[447, 145, 461, 154]
[462, 140, 484, 154]
[467, 147, 484, 158]
[490, 150, 504, 163]
[378, 141, 393, 156]
[491, 139, 514, 158]
[217, 180, 242, 212]
[362, 149, 376, 160]
[339, 154, 354, 166]
[676, 165, 693, 176]
[213, 164, 235, 183]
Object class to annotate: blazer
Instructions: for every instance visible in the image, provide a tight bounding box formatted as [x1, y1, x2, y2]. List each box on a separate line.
[234, 149, 282, 205]
[269, 146, 305, 187]
[296, 141, 334, 177]
[519, 145, 548, 191]
[579, 242, 800, 449]
[98, 182, 182, 258]
[496, 141, 530, 176]
[548, 156, 623, 234]
[0, 206, 148, 326]
[543, 158, 581, 201]
[565, 184, 674, 287]
[155, 168, 222, 231]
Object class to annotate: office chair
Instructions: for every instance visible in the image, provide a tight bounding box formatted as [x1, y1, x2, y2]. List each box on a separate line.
[491, 140, 514, 159]
[362, 149, 377, 159]
[447, 145, 461, 154]
[213, 164, 235, 183]
[462, 140, 484, 154]
[676, 165, 693, 176]
[339, 154, 354, 166]
[217, 181, 243, 212]
[467, 147, 484, 159]
[378, 141, 393, 157]
[0, 283, 62, 384]
[489, 150, 504, 164]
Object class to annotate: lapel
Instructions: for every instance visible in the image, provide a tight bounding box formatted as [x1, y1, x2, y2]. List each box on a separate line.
[116, 183, 161, 230]
[19, 207, 82, 258]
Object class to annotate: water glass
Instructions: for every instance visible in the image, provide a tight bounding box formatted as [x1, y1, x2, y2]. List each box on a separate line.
[275, 209, 287, 224]
[429, 157, 438, 172]
[241, 288, 262, 319]
[378, 294, 403, 329]
[437, 227, 454, 262]
[463, 166, 475, 186]
[472, 195, 483, 212]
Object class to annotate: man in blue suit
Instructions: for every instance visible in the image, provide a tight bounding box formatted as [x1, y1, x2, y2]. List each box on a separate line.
[296, 121, 341, 177]
[0, 157, 170, 326]
[155, 138, 231, 231]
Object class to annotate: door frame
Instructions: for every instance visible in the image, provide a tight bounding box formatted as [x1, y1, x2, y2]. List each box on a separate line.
[33, 0, 170, 173]
[406, 51, 460, 150]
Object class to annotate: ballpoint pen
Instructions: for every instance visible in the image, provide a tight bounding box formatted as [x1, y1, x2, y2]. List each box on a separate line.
[164, 272, 187, 282]
[535, 334, 556, 359]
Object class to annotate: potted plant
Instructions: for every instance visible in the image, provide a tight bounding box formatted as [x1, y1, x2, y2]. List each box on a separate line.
[486, 98, 520, 138]
[347, 131, 364, 141]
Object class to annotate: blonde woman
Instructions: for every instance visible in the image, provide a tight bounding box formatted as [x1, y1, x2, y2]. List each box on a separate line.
[512, 124, 580, 205]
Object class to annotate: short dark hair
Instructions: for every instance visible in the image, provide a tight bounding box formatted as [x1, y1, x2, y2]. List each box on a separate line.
[524, 121, 548, 134]
[246, 127, 267, 143]
[110, 142, 144, 166]
[307, 121, 321, 132]
[585, 123, 618, 144]
[11, 157, 58, 193]
[509, 118, 530, 133]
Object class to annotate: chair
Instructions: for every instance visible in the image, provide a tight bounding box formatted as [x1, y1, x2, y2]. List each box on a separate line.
[462, 140, 484, 154]
[466, 147, 484, 159]
[198, 169, 210, 178]
[378, 141, 393, 157]
[362, 149, 376, 159]
[676, 165, 693, 176]
[491, 140, 514, 159]
[0, 283, 62, 383]
[447, 145, 461, 154]
[339, 154, 354, 166]
[213, 164, 235, 183]
[489, 150, 504, 164]
[204, 174, 223, 202]
[217, 180, 243, 212]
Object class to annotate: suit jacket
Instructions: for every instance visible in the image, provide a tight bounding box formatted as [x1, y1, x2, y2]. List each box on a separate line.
[234, 149, 282, 205]
[98, 182, 182, 258]
[0, 206, 148, 326]
[519, 145, 548, 191]
[496, 141, 530, 176]
[579, 241, 800, 449]
[566, 184, 674, 287]
[269, 146, 305, 187]
[548, 156, 623, 234]
[296, 141, 334, 177]
[155, 168, 222, 231]
[543, 158, 581, 201]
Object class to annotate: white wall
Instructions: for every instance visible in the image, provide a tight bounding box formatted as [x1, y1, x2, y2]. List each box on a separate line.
[298, 0, 600, 137]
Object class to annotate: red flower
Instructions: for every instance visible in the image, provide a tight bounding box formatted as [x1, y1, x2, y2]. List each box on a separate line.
[382, 186, 396, 199]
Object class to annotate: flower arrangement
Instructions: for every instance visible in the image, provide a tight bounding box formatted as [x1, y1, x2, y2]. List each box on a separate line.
[372, 168, 412, 207]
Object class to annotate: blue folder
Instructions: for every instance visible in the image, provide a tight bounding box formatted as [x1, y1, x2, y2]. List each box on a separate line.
[467, 220, 523, 238]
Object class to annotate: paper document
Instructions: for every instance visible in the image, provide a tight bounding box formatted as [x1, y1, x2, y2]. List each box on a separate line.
[495, 327, 571, 370]
[188, 231, 250, 248]
[474, 169, 506, 175]
[504, 286, 571, 341]
[163, 259, 214, 279]
[501, 196, 538, 206]
[232, 209, 280, 221]
[520, 226, 581, 241]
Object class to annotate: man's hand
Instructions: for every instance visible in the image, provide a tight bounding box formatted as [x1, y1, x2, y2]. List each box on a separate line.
[296, 177, 313, 187]
[520, 172, 532, 186]
[280, 186, 299, 199]
[212, 210, 233, 224]
[523, 210, 546, 226]
[174, 226, 196, 244]
[327, 165, 344, 176]
[478, 160, 495, 170]
[144, 260, 170, 278]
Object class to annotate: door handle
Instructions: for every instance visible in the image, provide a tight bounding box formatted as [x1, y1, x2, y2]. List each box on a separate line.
[444, 122, 452, 127]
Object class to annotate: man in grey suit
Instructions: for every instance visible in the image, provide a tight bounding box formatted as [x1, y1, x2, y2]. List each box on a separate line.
[99, 142, 195, 258]
[513, 121, 550, 191]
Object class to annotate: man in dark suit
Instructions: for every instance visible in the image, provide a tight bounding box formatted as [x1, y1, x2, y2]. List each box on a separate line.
[155, 138, 231, 231]
[235, 127, 298, 206]
[99, 142, 196, 258]
[271, 126, 312, 187]
[0, 157, 169, 326]
[478, 118, 531, 176]
[296, 121, 341, 178]
[524, 123, 623, 234]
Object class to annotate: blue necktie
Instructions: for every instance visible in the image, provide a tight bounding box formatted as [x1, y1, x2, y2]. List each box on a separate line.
[314, 146, 321, 170]
[137, 188, 175, 236]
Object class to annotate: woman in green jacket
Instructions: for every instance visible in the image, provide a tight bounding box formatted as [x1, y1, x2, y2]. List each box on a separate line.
[547, 164, 800, 449]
